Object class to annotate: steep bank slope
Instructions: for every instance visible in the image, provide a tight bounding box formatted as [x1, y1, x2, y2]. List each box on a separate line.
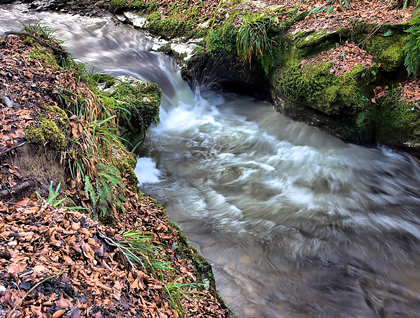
[0, 30, 229, 317]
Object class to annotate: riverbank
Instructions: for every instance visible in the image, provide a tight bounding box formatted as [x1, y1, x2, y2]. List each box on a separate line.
[100, 0, 420, 152]
[0, 29, 229, 317]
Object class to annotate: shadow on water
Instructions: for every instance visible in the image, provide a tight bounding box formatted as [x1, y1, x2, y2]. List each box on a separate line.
[2, 6, 420, 317]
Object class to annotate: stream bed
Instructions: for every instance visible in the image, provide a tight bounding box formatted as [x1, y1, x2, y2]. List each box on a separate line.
[1, 6, 420, 317]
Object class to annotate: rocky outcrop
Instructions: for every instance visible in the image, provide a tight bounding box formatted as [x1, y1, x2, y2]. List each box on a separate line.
[94, 74, 161, 149]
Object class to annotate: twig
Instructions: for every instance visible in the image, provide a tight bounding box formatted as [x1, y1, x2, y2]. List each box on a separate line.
[0, 31, 66, 55]
[0, 142, 26, 156]
[0, 181, 34, 199]
[6, 269, 67, 318]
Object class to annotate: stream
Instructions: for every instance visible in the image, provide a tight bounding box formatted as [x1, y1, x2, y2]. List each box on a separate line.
[2, 6, 420, 317]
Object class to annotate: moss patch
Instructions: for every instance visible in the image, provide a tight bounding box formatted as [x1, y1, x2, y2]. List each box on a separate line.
[109, 0, 153, 13]
[147, 12, 206, 40]
[91, 73, 116, 89]
[24, 119, 67, 150]
[371, 94, 420, 144]
[40, 104, 68, 129]
[364, 33, 406, 72]
[95, 75, 161, 146]
[278, 61, 377, 115]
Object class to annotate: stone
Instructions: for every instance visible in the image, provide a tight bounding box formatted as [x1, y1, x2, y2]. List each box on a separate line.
[171, 42, 200, 61]
[150, 37, 169, 51]
[123, 11, 147, 28]
[115, 14, 126, 22]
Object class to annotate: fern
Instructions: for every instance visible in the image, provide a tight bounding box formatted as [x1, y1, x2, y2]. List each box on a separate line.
[404, 19, 420, 77]
[95, 163, 127, 217]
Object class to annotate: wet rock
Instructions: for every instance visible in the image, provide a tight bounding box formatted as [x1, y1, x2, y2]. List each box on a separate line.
[124, 11, 147, 28]
[170, 42, 200, 61]
[93, 74, 161, 148]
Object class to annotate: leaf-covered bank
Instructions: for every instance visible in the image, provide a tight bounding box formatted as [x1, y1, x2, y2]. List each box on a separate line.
[0, 28, 229, 317]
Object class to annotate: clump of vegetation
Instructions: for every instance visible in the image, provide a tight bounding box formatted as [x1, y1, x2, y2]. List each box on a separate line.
[19, 23, 160, 221]
[93, 74, 161, 147]
[24, 119, 67, 150]
[109, 0, 153, 13]
[207, 29, 234, 53]
[236, 15, 277, 67]
[279, 61, 376, 115]
[371, 86, 420, 143]
[364, 34, 406, 72]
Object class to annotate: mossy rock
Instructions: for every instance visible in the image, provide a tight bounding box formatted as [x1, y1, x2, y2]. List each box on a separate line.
[96, 74, 161, 146]
[109, 0, 153, 13]
[147, 12, 206, 40]
[278, 61, 377, 116]
[91, 73, 116, 89]
[24, 119, 67, 150]
[371, 95, 420, 145]
[363, 33, 406, 72]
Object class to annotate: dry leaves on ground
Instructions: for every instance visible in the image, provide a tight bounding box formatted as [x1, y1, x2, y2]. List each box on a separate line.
[300, 42, 374, 75]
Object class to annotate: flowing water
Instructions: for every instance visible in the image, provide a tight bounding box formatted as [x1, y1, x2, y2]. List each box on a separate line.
[2, 6, 420, 317]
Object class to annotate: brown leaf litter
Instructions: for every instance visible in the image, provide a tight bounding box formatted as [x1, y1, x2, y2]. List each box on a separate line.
[300, 41, 374, 75]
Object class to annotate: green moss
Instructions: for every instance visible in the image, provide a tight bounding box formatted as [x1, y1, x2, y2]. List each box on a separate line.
[364, 34, 406, 72]
[91, 73, 116, 89]
[205, 12, 239, 54]
[24, 119, 67, 150]
[109, 0, 153, 13]
[372, 94, 420, 144]
[146, 12, 206, 39]
[296, 30, 329, 48]
[40, 104, 68, 129]
[98, 76, 161, 145]
[279, 60, 377, 115]
[324, 85, 339, 104]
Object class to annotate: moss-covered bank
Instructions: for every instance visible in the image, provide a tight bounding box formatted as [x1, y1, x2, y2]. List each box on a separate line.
[93, 73, 161, 148]
[109, 0, 420, 150]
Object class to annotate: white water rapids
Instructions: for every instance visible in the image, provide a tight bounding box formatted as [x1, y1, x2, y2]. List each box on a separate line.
[1, 6, 420, 317]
